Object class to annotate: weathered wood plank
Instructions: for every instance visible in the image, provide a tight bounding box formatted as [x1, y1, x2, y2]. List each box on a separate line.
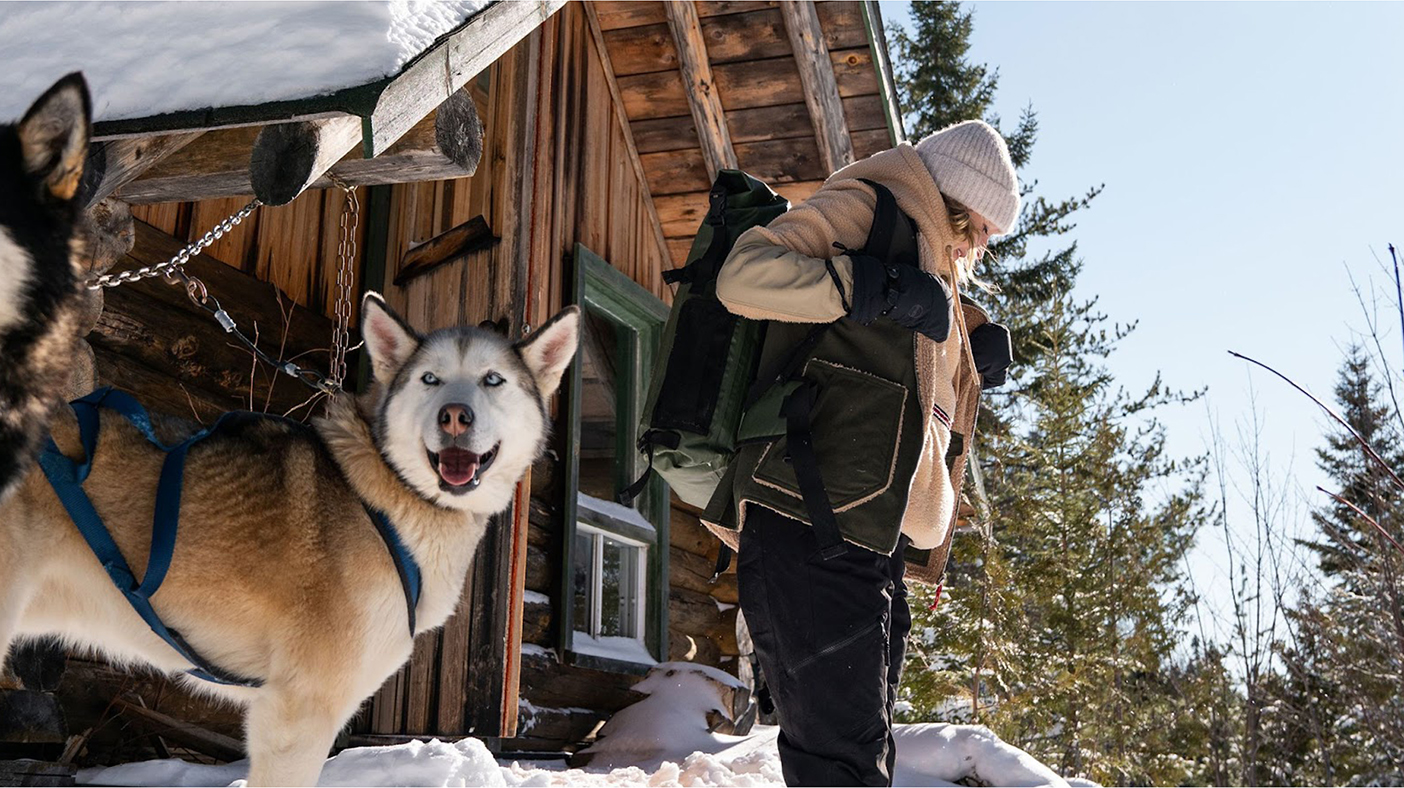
[594, 1, 666, 30]
[393, 215, 497, 287]
[641, 134, 825, 197]
[364, 0, 567, 157]
[639, 148, 710, 196]
[782, 1, 854, 173]
[629, 115, 699, 153]
[725, 102, 812, 144]
[599, 22, 678, 76]
[617, 71, 690, 120]
[583, 1, 672, 271]
[842, 94, 889, 133]
[852, 127, 891, 160]
[517, 651, 646, 713]
[663, 1, 738, 181]
[815, 0, 871, 50]
[698, 9, 790, 63]
[112, 698, 245, 762]
[79, 132, 204, 209]
[699, 1, 777, 16]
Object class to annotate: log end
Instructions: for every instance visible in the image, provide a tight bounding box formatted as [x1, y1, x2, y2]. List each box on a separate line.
[435, 88, 484, 178]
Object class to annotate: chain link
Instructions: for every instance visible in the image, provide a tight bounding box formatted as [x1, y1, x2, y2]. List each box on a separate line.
[325, 173, 359, 391]
[85, 199, 261, 291]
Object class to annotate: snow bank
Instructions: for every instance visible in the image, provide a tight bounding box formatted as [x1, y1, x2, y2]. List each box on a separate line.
[0, 1, 489, 123]
[575, 662, 748, 771]
[77, 661, 1087, 788]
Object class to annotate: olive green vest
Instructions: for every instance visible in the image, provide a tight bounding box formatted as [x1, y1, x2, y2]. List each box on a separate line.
[706, 315, 925, 556]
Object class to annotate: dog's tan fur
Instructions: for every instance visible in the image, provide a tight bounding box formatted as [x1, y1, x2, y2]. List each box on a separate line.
[0, 297, 579, 786]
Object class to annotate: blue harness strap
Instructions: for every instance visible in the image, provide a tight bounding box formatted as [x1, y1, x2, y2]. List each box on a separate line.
[37, 388, 423, 686]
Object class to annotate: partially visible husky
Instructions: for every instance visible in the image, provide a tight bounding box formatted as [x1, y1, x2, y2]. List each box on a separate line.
[1, 78, 582, 787]
[0, 73, 90, 500]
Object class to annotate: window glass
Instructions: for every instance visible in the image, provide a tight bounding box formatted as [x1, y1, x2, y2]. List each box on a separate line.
[600, 536, 642, 638]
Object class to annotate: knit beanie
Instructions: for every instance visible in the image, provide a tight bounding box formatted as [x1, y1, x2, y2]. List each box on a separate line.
[914, 120, 1020, 233]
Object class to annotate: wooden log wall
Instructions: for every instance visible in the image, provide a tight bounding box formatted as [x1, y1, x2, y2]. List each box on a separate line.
[594, 0, 892, 267]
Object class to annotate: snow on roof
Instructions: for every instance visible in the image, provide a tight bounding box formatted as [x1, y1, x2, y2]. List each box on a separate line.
[0, 1, 491, 124]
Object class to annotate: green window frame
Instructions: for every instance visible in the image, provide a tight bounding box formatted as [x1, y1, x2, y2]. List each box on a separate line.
[559, 244, 670, 674]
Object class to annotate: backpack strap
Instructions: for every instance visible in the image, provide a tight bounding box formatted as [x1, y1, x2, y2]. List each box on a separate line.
[780, 380, 847, 559]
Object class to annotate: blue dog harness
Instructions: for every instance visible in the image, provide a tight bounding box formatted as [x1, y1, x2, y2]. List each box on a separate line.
[37, 388, 422, 687]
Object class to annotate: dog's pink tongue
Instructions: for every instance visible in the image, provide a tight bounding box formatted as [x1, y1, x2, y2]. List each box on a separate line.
[437, 448, 480, 487]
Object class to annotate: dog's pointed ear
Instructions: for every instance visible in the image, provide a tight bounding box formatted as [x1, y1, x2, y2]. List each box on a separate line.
[18, 73, 91, 203]
[361, 292, 420, 384]
[516, 306, 580, 400]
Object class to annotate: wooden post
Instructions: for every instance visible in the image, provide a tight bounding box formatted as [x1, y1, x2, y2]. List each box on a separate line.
[780, 1, 855, 173]
[249, 116, 363, 205]
[662, 1, 738, 181]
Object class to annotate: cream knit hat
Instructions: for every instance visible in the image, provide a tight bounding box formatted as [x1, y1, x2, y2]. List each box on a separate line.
[914, 120, 1020, 233]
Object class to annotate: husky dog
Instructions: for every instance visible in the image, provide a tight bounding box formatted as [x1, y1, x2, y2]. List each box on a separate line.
[0, 73, 90, 500]
[0, 292, 579, 785]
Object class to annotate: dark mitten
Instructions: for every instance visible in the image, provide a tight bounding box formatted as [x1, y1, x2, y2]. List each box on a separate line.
[846, 254, 951, 342]
[969, 322, 1012, 389]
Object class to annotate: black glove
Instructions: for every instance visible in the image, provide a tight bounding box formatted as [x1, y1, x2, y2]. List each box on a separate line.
[847, 254, 951, 342]
[969, 322, 1012, 389]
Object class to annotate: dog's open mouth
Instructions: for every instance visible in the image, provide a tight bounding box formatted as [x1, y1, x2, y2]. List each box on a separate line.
[426, 445, 498, 493]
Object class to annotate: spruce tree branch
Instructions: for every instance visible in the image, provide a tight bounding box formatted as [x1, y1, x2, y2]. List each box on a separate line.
[1316, 487, 1404, 558]
[1229, 350, 1404, 496]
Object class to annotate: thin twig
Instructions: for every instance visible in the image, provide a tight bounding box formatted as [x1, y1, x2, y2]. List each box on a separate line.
[1317, 486, 1404, 558]
[1391, 243, 1402, 373]
[1228, 350, 1404, 495]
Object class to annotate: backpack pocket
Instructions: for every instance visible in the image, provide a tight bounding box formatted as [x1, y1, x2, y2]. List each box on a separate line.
[752, 359, 908, 511]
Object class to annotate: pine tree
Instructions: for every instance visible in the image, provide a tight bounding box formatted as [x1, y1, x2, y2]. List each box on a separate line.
[1273, 345, 1404, 784]
[890, 4, 1207, 783]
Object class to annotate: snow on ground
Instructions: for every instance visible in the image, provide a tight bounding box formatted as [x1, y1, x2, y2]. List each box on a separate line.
[0, 1, 490, 123]
[77, 662, 1090, 788]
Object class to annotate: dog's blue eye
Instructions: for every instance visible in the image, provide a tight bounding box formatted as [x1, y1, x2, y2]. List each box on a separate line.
[421, 372, 440, 386]
[484, 372, 505, 387]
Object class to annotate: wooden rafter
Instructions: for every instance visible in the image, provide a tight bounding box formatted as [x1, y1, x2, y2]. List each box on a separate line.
[662, 1, 737, 181]
[79, 132, 204, 209]
[583, 1, 673, 270]
[249, 116, 363, 205]
[780, 1, 854, 172]
[117, 88, 486, 205]
[362, 0, 568, 157]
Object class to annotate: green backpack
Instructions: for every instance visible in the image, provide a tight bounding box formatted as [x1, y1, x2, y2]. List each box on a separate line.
[618, 170, 789, 509]
[620, 169, 917, 526]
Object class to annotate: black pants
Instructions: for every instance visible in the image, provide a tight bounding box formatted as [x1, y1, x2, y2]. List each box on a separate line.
[737, 505, 912, 787]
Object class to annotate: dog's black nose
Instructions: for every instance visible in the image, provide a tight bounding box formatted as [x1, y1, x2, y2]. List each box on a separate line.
[438, 403, 474, 437]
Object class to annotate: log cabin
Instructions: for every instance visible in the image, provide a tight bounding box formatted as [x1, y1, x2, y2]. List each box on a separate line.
[0, 0, 909, 763]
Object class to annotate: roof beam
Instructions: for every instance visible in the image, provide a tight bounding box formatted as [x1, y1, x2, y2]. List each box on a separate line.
[78, 132, 205, 209]
[117, 89, 485, 205]
[362, 0, 567, 158]
[662, 1, 737, 181]
[780, 1, 854, 173]
[250, 115, 363, 205]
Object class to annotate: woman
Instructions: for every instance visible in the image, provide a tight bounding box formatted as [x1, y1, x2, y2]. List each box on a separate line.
[713, 120, 1019, 786]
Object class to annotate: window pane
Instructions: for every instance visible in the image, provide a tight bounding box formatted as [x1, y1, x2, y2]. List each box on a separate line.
[572, 531, 595, 635]
[599, 536, 641, 638]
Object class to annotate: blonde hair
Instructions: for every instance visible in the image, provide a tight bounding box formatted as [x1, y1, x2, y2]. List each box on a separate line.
[943, 195, 997, 292]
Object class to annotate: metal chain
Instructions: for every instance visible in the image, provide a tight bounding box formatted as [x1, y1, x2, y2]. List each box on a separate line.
[325, 173, 359, 391]
[85, 199, 261, 290]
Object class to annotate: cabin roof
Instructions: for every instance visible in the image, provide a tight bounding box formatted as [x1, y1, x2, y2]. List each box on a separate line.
[0, 2, 491, 127]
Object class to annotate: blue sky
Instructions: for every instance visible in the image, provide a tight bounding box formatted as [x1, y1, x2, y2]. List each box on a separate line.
[880, 1, 1404, 645]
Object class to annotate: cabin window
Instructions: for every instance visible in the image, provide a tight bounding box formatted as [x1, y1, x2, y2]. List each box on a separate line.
[561, 244, 670, 673]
